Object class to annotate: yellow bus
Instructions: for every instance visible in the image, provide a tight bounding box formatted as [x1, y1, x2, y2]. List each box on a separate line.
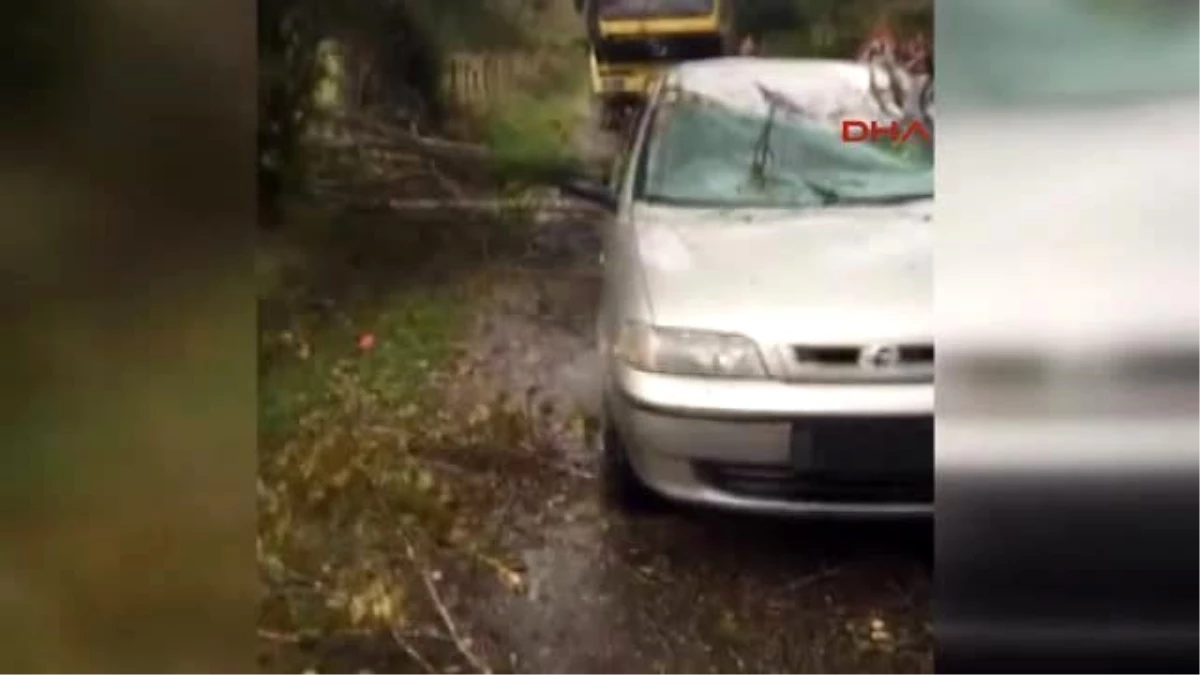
[576, 0, 737, 129]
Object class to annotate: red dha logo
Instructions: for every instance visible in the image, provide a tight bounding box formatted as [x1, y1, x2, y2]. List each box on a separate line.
[842, 119, 932, 145]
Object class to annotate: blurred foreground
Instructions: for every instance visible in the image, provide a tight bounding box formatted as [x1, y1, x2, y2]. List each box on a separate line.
[936, 0, 1198, 671]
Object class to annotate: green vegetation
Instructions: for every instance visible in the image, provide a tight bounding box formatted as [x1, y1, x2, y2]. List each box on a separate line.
[259, 283, 465, 441]
[257, 196, 546, 671]
[481, 56, 591, 183]
[736, 0, 932, 57]
[258, 0, 538, 222]
[256, 193, 537, 441]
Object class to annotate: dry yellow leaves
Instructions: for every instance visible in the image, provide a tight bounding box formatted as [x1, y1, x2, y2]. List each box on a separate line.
[415, 468, 435, 493]
[718, 610, 739, 635]
[347, 579, 406, 627]
[498, 567, 525, 593]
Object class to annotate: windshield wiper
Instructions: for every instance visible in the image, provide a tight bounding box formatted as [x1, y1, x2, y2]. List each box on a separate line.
[830, 192, 933, 206]
[748, 84, 840, 204]
[749, 83, 807, 183]
[748, 102, 776, 185]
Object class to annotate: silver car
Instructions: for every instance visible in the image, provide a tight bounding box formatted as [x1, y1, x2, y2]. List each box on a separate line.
[587, 58, 934, 517]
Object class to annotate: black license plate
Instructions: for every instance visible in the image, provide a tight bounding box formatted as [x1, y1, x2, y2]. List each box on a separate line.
[792, 417, 933, 480]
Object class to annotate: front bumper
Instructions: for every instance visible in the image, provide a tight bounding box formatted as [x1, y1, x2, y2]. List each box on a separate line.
[608, 365, 934, 518]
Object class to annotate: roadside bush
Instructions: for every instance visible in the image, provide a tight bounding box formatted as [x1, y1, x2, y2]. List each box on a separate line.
[257, 0, 533, 226]
[480, 47, 591, 184]
[739, 0, 932, 57]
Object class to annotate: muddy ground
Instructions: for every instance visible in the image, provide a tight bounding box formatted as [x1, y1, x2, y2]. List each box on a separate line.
[428, 201, 933, 674]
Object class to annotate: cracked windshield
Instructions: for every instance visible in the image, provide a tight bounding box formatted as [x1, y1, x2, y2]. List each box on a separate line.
[640, 90, 933, 208]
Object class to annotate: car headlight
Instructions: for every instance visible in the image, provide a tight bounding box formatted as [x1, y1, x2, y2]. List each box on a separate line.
[613, 321, 768, 378]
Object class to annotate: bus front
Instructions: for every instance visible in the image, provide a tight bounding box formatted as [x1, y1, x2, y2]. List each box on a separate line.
[584, 0, 734, 128]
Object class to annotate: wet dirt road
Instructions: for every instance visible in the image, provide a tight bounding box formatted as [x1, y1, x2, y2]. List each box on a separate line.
[438, 200, 933, 674]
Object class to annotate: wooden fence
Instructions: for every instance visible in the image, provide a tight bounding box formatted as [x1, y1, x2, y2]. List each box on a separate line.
[443, 51, 570, 110]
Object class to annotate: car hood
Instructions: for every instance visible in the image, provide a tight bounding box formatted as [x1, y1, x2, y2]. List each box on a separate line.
[631, 200, 933, 344]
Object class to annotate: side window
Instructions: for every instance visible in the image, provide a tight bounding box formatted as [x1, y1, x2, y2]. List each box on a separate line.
[629, 95, 670, 201]
[608, 123, 639, 192]
[611, 79, 665, 197]
[608, 100, 654, 188]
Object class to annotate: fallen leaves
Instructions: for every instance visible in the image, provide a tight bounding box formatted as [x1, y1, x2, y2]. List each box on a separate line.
[475, 551, 527, 595]
[845, 614, 901, 655]
[717, 610, 739, 637]
[346, 578, 404, 627]
[401, 535, 493, 674]
[869, 617, 895, 645]
[262, 394, 538, 672]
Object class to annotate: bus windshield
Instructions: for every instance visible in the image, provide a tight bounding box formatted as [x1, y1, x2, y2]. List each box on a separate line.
[594, 34, 724, 63]
[597, 0, 716, 20]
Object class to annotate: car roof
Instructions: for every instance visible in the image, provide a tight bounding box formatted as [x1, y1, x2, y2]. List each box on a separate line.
[664, 57, 886, 119]
[672, 57, 871, 85]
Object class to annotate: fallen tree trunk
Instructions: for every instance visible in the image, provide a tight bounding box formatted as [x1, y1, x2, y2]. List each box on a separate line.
[310, 112, 609, 211]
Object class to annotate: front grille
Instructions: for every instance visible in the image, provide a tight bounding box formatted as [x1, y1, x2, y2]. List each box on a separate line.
[788, 343, 934, 381]
[792, 345, 859, 365]
[793, 344, 934, 366]
[898, 344, 935, 364]
[694, 462, 933, 503]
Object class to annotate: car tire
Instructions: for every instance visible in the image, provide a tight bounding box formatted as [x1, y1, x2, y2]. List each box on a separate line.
[601, 421, 666, 514]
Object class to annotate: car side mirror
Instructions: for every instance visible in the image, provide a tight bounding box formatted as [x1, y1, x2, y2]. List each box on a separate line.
[560, 178, 619, 212]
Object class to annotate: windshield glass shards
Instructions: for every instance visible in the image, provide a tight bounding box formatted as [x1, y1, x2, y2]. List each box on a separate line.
[637, 81, 933, 209]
